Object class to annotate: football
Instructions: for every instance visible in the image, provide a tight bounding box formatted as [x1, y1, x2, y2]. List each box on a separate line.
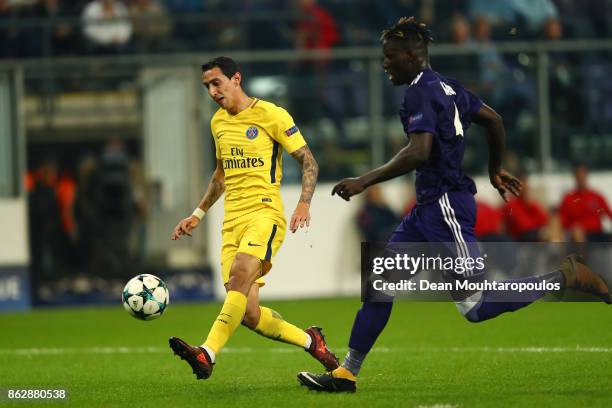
[122, 274, 169, 320]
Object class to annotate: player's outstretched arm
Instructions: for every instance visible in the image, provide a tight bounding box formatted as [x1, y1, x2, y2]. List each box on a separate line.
[332, 132, 433, 201]
[171, 159, 225, 240]
[472, 104, 522, 201]
[289, 145, 319, 233]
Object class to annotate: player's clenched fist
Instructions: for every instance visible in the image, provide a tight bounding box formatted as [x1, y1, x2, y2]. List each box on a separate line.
[171, 216, 200, 240]
[332, 177, 366, 201]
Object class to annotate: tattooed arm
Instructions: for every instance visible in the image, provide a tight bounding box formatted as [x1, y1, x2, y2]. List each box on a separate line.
[291, 145, 319, 205]
[289, 145, 319, 233]
[171, 159, 225, 240]
[197, 159, 226, 212]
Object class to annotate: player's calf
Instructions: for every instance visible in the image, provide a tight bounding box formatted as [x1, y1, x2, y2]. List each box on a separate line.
[241, 292, 262, 329]
[241, 307, 260, 328]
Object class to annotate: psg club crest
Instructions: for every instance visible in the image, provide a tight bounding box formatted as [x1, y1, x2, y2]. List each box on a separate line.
[246, 126, 259, 140]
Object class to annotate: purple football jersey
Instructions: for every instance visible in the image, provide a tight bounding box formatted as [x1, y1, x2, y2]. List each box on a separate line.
[399, 69, 483, 205]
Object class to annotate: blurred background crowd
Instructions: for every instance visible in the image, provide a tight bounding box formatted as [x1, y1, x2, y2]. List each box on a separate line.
[1, 0, 611, 58]
[0, 0, 612, 58]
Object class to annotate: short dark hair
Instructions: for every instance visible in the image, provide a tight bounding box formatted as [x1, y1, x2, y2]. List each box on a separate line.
[380, 16, 434, 50]
[201, 56, 240, 79]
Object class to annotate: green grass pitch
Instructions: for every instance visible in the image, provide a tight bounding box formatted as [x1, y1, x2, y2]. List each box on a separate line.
[1, 299, 611, 407]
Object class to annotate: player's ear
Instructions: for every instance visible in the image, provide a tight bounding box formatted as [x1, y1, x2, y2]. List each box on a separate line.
[231, 72, 242, 87]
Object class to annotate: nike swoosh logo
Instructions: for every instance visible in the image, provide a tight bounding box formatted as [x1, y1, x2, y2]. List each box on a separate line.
[248, 242, 261, 247]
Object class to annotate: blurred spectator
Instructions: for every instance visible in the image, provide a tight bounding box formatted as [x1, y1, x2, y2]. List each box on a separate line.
[127, 160, 149, 262]
[128, 0, 172, 52]
[543, 16, 562, 41]
[82, 0, 132, 54]
[469, 0, 514, 27]
[511, 0, 559, 37]
[55, 168, 81, 275]
[357, 185, 400, 242]
[291, 0, 344, 140]
[581, 0, 612, 38]
[94, 139, 136, 277]
[242, 0, 287, 49]
[475, 200, 506, 241]
[553, 0, 582, 38]
[74, 154, 100, 275]
[0, 0, 28, 58]
[326, 0, 371, 46]
[470, 0, 559, 38]
[431, 0, 469, 41]
[451, 12, 471, 44]
[57, 169, 78, 241]
[473, 16, 511, 104]
[475, 198, 519, 272]
[295, 0, 339, 55]
[559, 164, 612, 242]
[441, 13, 479, 83]
[581, 54, 612, 146]
[473, 15, 536, 155]
[0, 0, 12, 58]
[31, 0, 80, 56]
[295, 0, 368, 131]
[201, 0, 246, 50]
[27, 158, 62, 300]
[502, 175, 549, 241]
[356, 0, 437, 41]
[546, 17, 586, 163]
[472, 16, 505, 74]
[164, 0, 206, 50]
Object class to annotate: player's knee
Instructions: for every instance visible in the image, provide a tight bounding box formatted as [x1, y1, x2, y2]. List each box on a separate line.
[228, 258, 260, 293]
[227, 272, 251, 294]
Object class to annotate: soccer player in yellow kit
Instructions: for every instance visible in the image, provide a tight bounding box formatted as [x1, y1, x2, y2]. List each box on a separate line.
[168, 56, 339, 380]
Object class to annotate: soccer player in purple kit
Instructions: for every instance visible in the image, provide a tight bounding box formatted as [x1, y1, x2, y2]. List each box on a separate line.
[297, 17, 611, 393]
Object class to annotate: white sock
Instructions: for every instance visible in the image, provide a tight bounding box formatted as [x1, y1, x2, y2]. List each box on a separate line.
[304, 333, 312, 350]
[201, 344, 216, 363]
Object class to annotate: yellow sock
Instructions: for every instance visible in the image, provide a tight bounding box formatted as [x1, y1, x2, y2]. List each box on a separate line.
[333, 367, 357, 381]
[253, 306, 310, 348]
[203, 290, 247, 354]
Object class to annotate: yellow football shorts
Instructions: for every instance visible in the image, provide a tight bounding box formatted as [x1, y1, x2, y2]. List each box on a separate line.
[220, 209, 286, 286]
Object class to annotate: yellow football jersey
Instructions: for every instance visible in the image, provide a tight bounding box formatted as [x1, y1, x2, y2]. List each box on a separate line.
[211, 98, 306, 221]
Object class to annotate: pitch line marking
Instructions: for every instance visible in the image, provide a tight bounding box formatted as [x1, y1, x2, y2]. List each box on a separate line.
[415, 405, 458, 408]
